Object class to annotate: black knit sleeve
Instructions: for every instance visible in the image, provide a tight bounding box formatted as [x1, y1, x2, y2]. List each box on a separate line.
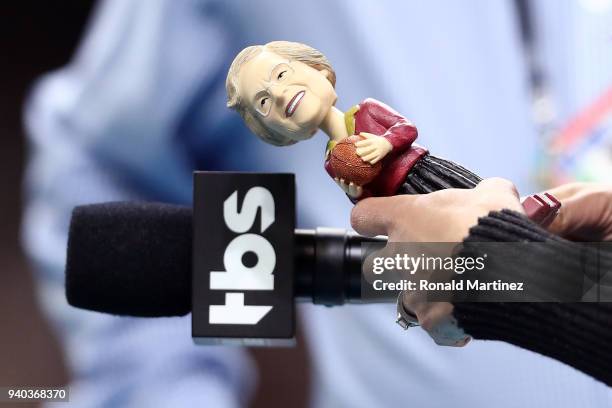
[452, 210, 612, 387]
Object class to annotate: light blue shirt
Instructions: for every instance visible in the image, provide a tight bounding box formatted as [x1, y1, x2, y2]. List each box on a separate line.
[24, 0, 612, 406]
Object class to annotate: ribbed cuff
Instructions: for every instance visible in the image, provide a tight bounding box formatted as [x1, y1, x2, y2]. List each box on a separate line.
[453, 210, 612, 386]
[453, 302, 612, 387]
[455, 210, 612, 301]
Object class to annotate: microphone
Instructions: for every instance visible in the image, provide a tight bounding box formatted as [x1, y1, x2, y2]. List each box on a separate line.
[66, 202, 384, 318]
[66, 172, 560, 345]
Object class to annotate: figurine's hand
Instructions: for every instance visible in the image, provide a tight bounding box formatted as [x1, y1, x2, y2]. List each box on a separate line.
[355, 132, 393, 165]
[334, 177, 363, 199]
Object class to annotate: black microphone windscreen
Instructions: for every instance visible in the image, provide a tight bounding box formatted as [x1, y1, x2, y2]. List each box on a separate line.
[66, 202, 192, 317]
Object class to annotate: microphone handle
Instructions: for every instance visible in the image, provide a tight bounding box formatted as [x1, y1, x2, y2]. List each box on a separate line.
[294, 228, 386, 306]
[292, 190, 560, 306]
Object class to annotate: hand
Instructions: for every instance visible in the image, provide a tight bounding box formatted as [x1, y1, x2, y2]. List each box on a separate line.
[351, 177, 523, 241]
[334, 177, 363, 199]
[351, 178, 523, 346]
[545, 182, 612, 241]
[355, 132, 393, 165]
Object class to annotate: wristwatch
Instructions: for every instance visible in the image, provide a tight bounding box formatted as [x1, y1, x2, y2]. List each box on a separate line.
[395, 291, 419, 330]
[395, 291, 472, 346]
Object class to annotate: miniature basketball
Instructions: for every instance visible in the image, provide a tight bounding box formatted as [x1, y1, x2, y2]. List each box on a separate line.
[329, 135, 382, 186]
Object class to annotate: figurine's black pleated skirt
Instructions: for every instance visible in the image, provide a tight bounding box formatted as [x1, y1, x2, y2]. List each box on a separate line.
[398, 154, 482, 194]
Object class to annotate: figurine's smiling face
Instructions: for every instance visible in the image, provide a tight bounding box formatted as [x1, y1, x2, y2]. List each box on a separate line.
[237, 50, 337, 143]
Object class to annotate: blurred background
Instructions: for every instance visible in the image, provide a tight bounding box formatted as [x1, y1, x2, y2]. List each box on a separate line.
[1, 3, 311, 408]
[0, 2, 90, 405]
[1, 1, 611, 407]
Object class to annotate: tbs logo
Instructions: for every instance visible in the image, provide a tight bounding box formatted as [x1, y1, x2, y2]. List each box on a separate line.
[193, 172, 294, 342]
[209, 187, 276, 325]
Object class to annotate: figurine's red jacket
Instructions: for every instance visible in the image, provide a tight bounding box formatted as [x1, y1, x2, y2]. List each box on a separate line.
[324, 98, 427, 200]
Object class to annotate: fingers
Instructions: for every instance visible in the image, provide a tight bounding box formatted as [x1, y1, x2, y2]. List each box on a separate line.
[355, 146, 376, 156]
[355, 135, 392, 165]
[546, 195, 597, 239]
[348, 182, 362, 199]
[351, 195, 407, 236]
[334, 177, 349, 194]
[542, 186, 579, 236]
[354, 140, 372, 148]
[545, 208, 570, 237]
[545, 186, 612, 240]
[336, 178, 363, 199]
[354, 133, 377, 147]
[356, 143, 382, 164]
[369, 155, 382, 165]
[544, 182, 589, 201]
[361, 152, 379, 163]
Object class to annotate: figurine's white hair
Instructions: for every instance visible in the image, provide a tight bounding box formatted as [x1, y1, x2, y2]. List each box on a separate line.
[226, 41, 336, 146]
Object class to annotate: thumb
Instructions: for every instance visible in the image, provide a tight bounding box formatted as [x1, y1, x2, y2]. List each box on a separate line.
[351, 195, 408, 237]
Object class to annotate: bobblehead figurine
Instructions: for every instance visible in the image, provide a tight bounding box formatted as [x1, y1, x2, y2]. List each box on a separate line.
[225, 40, 481, 202]
[225, 40, 560, 226]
